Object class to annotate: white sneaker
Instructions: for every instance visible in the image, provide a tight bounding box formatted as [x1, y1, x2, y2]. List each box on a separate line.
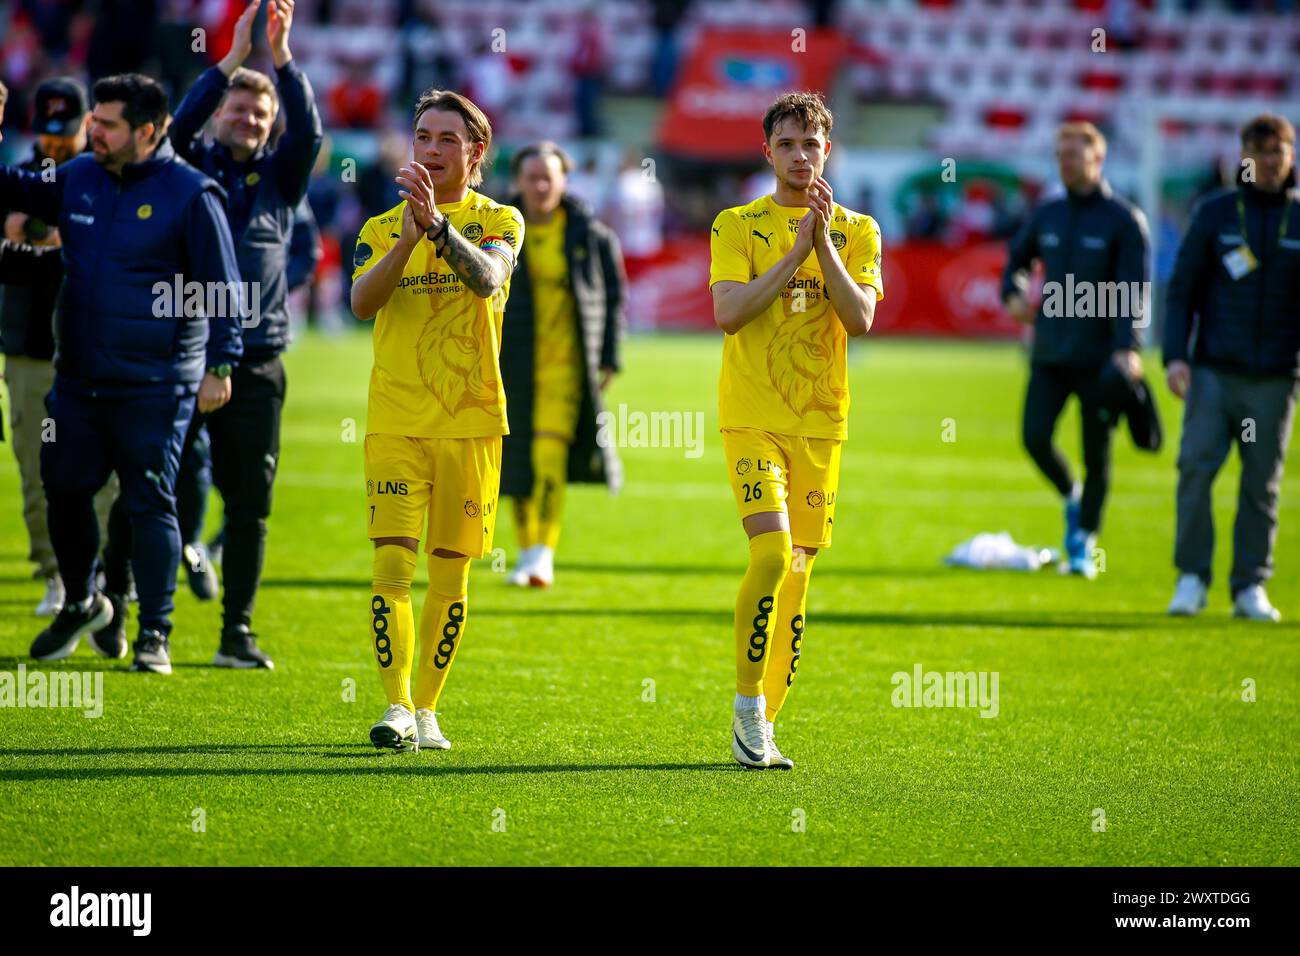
[765, 722, 793, 770]
[1167, 574, 1208, 616]
[731, 704, 770, 768]
[35, 574, 65, 617]
[528, 546, 555, 588]
[1234, 584, 1281, 622]
[369, 704, 418, 752]
[415, 708, 451, 750]
[506, 545, 541, 586]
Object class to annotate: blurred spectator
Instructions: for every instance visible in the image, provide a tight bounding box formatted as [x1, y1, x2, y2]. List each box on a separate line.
[650, 0, 690, 97]
[570, 5, 606, 138]
[607, 149, 665, 272]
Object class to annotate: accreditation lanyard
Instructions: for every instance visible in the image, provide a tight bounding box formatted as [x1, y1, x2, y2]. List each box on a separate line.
[1236, 192, 1293, 258]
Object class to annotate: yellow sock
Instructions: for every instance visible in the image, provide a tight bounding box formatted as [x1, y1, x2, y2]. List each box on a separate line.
[371, 545, 417, 712]
[531, 436, 568, 550]
[735, 530, 791, 696]
[763, 549, 816, 721]
[513, 497, 536, 551]
[412, 554, 472, 712]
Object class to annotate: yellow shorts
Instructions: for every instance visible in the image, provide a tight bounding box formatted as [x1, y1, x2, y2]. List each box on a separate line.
[533, 365, 583, 441]
[720, 427, 842, 549]
[364, 433, 501, 558]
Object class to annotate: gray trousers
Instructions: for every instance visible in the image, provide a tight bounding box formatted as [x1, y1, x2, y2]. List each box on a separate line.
[1175, 365, 1299, 593]
[4, 355, 116, 577]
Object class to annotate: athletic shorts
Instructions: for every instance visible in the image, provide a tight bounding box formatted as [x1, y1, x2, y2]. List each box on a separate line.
[720, 427, 842, 549]
[364, 433, 501, 558]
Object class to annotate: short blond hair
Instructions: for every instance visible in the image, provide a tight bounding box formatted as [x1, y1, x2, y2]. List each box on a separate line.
[1057, 121, 1106, 158]
[224, 67, 278, 115]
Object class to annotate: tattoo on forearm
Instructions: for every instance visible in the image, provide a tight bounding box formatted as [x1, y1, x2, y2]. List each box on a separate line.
[441, 226, 508, 297]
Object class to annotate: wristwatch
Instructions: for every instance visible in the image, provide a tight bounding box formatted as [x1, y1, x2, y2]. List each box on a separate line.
[207, 363, 233, 378]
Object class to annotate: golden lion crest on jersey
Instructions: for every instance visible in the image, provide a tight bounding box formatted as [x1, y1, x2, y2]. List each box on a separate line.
[415, 298, 500, 418]
[766, 283, 847, 423]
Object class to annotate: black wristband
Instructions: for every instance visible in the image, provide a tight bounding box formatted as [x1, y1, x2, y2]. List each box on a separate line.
[426, 217, 450, 255]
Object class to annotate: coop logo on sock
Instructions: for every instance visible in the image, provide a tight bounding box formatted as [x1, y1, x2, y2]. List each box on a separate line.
[891, 664, 999, 718]
[49, 886, 151, 936]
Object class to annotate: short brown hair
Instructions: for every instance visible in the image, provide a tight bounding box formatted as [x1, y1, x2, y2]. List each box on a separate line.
[763, 91, 833, 143]
[224, 67, 278, 115]
[510, 140, 573, 178]
[1241, 113, 1296, 149]
[1057, 121, 1107, 158]
[413, 89, 492, 187]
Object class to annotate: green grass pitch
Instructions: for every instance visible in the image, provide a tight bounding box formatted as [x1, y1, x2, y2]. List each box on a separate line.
[1, 334, 1296, 866]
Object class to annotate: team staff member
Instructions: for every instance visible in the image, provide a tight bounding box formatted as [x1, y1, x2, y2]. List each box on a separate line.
[500, 141, 626, 589]
[1164, 114, 1300, 621]
[1002, 122, 1150, 578]
[0, 73, 244, 674]
[350, 90, 523, 752]
[710, 92, 880, 769]
[0, 78, 117, 617]
[98, 0, 321, 669]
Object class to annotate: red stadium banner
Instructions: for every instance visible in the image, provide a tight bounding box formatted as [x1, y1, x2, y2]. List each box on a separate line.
[631, 237, 1023, 338]
[658, 28, 849, 162]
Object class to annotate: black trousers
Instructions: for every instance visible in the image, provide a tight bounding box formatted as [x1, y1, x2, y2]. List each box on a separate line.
[1021, 362, 1115, 534]
[104, 356, 286, 632]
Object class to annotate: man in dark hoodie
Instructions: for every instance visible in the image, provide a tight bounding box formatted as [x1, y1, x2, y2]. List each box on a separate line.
[1164, 114, 1300, 622]
[1002, 122, 1151, 579]
[98, 0, 322, 668]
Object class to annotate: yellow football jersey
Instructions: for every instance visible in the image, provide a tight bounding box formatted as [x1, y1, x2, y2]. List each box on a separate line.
[354, 192, 524, 439]
[526, 208, 582, 386]
[709, 194, 883, 440]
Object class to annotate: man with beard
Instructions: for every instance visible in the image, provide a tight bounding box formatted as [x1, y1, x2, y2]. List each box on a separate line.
[98, 0, 321, 669]
[0, 78, 118, 617]
[0, 73, 243, 674]
[709, 92, 880, 769]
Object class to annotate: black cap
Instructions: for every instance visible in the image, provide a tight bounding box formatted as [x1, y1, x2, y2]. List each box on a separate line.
[34, 78, 89, 137]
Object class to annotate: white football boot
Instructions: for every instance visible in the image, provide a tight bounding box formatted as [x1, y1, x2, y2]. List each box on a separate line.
[528, 546, 555, 588]
[765, 722, 794, 770]
[36, 574, 65, 617]
[731, 703, 770, 768]
[1167, 573, 1208, 616]
[506, 545, 541, 586]
[1234, 584, 1281, 622]
[369, 704, 419, 752]
[415, 708, 451, 750]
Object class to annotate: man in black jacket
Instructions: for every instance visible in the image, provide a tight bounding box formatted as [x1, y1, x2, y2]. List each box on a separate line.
[0, 77, 120, 617]
[1002, 122, 1150, 578]
[98, 0, 322, 667]
[1164, 113, 1300, 622]
[499, 142, 626, 588]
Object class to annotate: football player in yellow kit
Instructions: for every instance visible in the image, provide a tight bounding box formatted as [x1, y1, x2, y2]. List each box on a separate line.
[709, 92, 883, 768]
[350, 90, 523, 751]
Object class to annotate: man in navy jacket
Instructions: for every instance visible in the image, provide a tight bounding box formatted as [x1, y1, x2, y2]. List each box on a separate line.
[0, 73, 244, 674]
[99, 0, 322, 669]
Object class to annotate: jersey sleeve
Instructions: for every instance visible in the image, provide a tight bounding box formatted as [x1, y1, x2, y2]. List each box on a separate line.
[709, 209, 751, 286]
[351, 213, 392, 283]
[847, 214, 884, 300]
[481, 204, 524, 268]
